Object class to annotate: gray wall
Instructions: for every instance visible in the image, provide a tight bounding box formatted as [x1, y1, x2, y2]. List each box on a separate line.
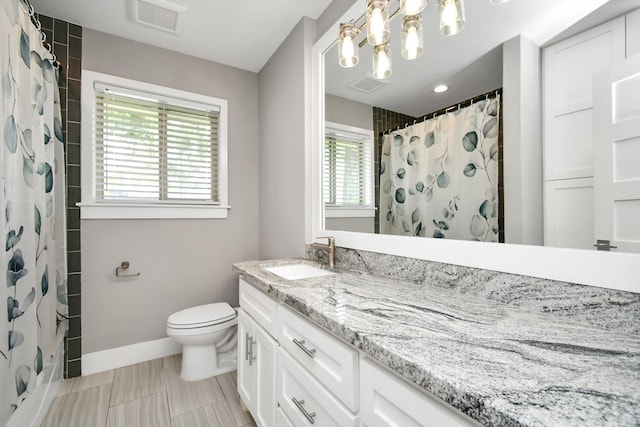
[82, 30, 260, 353]
[258, 18, 316, 259]
[325, 93, 372, 129]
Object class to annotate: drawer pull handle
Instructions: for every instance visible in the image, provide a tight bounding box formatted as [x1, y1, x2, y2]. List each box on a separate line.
[292, 397, 316, 424]
[248, 336, 256, 366]
[245, 333, 251, 361]
[293, 338, 316, 359]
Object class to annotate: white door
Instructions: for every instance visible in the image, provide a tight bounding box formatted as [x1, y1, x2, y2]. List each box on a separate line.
[253, 324, 277, 427]
[593, 53, 640, 253]
[237, 310, 255, 413]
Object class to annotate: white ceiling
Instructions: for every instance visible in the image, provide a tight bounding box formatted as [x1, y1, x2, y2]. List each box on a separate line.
[324, 0, 639, 117]
[29, 0, 333, 73]
[29, 0, 640, 117]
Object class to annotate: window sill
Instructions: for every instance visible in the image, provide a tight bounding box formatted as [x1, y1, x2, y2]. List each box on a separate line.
[78, 203, 231, 219]
[325, 207, 376, 218]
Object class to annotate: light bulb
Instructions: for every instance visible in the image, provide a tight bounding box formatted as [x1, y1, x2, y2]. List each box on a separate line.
[341, 35, 355, 67]
[366, 0, 390, 46]
[401, 15, 423, 60]
[373, 44, 391, 79]
[401, 0, 427, 15]
[439, 0, 465, 36]
[370, 8, 385, 44]
[405, 27, 419, 59]
[338, 22, 359, 68]
[442, 2, 457, 28]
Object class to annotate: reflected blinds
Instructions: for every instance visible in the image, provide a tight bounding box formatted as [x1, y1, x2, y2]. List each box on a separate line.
[94, 87, 219, 203]
[324, 134, 371, 206]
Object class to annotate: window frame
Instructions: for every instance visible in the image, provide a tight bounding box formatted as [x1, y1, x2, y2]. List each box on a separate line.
[80, 70, 229, 219]
[324, 121, 375, 218]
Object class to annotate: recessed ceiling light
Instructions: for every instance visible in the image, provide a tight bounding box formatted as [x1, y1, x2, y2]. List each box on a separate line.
[434, 85, 448, 93]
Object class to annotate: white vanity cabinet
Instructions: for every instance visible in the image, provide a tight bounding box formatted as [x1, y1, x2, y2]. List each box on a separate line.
[238, 277, 478, 427]
[238, 279, 278, 427]
[360, 357, 479, 427]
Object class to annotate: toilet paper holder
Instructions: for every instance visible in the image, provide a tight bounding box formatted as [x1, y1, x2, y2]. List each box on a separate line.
[116, 261, 140, 278]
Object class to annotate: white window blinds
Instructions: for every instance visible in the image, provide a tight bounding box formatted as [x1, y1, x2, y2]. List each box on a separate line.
[94, 87, 220, 204]
[324, 132, 373, 207]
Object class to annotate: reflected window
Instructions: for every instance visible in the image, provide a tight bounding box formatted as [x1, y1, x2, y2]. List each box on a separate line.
[324, 122, 374, 217]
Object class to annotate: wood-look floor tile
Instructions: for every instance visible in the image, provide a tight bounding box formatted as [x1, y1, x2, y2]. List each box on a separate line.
[172, 401, 236, 427]
[110, 359, 164, 406]
[163, 355, 224, 417]
[41, 383, 111, 427]
[217, 371, 253, 426]
[58, 370, 114, 396]
[106, 391, 171, 427]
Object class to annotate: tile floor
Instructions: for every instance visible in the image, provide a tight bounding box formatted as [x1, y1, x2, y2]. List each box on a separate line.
[41, 355, 256, 427]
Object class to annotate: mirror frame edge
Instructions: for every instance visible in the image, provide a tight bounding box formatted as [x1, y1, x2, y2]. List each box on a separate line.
[310, 1, 638, 294]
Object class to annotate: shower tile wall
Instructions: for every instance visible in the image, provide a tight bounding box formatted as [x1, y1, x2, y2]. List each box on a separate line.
[38, 14, 83, 378]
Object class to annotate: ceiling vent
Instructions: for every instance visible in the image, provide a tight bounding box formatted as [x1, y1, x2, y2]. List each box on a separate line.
[130, 0, 186, 34]
[347, 73, 390, 94]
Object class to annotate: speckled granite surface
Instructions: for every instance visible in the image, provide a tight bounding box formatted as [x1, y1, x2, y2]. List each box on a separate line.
[233, 255, 640, 427]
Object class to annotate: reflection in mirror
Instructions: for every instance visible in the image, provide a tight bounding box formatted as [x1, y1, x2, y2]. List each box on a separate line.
[322, 0, 640, 254]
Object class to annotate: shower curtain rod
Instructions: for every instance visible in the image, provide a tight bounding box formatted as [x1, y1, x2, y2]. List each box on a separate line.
[19, 0, 60, 68]
[381, 88, 502, 136]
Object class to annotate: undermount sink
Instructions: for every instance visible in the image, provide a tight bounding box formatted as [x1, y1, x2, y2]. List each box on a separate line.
[263, 263, 335, 280]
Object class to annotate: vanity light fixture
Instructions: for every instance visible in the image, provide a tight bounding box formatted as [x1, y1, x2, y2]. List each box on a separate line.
[433, 84, 448, 93]
[339, 22, 360, 67]
[366, 0, 391, 46]
[439, 0, 465, 36]
[373, 43, 393, 78]
[489, 0, 510, 4]
[401, 15, 423, 60]
[338, 0, 469, 78]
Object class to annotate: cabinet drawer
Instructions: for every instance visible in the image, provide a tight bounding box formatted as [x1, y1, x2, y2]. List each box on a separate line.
[239, 278, 278, 338]
[278, 304, 359, 411]
[277, 348, 358, 427]
[360, 357, 478, 427]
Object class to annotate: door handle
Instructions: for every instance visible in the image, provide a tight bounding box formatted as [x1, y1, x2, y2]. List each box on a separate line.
[594, 239, 618, 251]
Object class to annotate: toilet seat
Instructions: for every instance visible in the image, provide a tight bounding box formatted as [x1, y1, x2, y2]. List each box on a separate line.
[167, 302, 236, 329]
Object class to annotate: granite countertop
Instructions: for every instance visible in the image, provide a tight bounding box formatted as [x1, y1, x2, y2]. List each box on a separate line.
[233, 258, 640, 427]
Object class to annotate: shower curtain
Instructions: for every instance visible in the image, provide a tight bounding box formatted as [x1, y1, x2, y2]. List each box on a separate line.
[380, 96, 500, 242]
[1, 0, 68, 424]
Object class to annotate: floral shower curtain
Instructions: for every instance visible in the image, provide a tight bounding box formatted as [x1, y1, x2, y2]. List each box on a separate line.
[380, 96, 500, 241]
[1, 0, 68, 424]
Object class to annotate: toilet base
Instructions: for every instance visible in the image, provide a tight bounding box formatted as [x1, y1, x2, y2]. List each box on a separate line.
[180, 346, 237, 382]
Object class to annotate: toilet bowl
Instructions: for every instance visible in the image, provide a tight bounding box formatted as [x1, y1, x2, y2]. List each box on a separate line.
[166, 302, 238, 381]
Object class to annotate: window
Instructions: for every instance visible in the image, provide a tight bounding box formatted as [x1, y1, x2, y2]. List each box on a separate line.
[81, 71, 228, 219]
[324, 122, 374, 218]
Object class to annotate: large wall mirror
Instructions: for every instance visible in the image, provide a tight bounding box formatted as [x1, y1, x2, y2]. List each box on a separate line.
[311, 0, 639, 292]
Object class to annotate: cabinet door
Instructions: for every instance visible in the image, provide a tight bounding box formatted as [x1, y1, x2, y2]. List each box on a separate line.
[360, 358, 477, 427]
[253, 323, 278, 427]
[237, 309, 255, 413]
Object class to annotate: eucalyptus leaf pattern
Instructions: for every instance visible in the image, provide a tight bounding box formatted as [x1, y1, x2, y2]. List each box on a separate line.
[1, 5, 68, 424]
[380, 96, 500, 242]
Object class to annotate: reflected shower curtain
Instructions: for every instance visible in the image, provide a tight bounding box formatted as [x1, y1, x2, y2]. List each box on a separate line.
[380, 97, 500, 241]
[1, 0, 68, 424]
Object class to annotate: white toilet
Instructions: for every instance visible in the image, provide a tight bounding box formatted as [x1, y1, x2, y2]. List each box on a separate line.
[166, 302, 238, 381]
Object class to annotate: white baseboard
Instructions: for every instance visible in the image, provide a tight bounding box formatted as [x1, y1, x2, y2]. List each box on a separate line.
[82, 337, 182, 375]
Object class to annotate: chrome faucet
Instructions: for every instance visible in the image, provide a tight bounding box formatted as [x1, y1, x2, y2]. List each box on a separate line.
[310, 236, 335, 268]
